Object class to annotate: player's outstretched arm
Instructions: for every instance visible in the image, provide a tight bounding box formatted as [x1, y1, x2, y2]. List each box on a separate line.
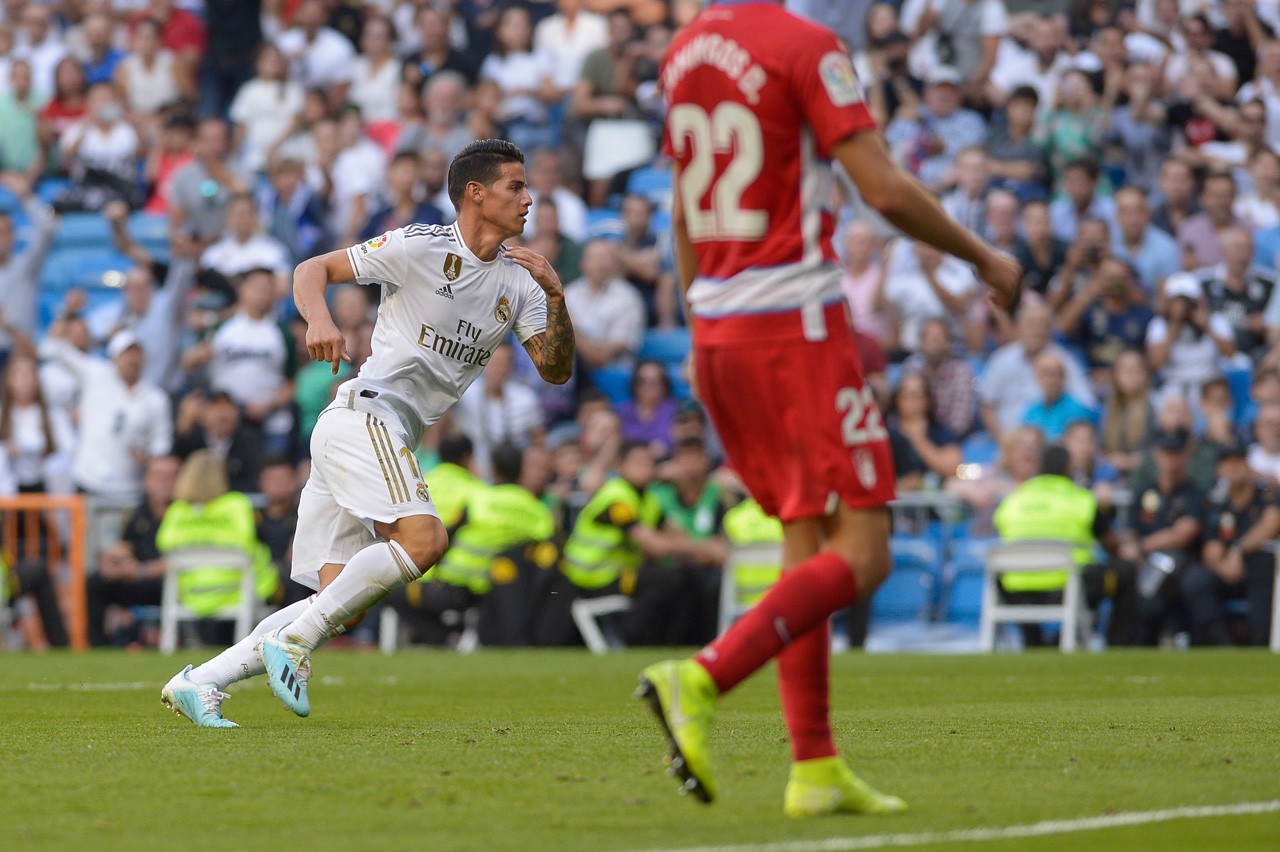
[832, 131, 1023, 312]
[508, 246, 576, 385]
[293, 249, 356, 375]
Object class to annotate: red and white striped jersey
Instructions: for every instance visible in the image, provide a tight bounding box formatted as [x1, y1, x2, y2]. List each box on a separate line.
[660, 1, 876, 317]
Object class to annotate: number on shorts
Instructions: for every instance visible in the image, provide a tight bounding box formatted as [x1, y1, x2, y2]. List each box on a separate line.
[668, 102, 768, 241]
[399, 446, 422, 480]
[836, 386, 888, 447]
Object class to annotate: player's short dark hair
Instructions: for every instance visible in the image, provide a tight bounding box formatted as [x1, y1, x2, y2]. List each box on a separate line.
[447, 139, 525, 209]
[1040, 445, 1070, 477]
[1008, 85, 1039, 106]
[439, 434, 474, 466]
[491, 441, 524, 485]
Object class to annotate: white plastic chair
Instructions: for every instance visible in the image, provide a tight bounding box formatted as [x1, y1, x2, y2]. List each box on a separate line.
[1270, 547, 1280, 654]
[158, 546, 256, 654]
[980, 540, 1090, 652]
[717, 542, 783, 635]
[572, 594, 632, 654]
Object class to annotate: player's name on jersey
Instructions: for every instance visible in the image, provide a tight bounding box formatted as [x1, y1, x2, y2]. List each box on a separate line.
[418, 319, 494, 366]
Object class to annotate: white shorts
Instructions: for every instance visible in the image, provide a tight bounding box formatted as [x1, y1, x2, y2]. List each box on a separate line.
[290, 406, 438, 590]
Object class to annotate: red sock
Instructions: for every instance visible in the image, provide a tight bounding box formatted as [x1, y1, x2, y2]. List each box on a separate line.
[777, 621, 836, 761]
[695, 551, 859, 693]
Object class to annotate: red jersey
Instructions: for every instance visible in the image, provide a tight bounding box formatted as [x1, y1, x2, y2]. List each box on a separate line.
[660, 2, 875, 318]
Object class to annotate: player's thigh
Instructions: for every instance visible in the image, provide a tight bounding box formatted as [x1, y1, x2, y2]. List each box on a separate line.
[291, 467, 377, 592]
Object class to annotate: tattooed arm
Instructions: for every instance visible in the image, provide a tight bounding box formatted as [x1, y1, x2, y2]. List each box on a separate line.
[508, 246, 576, 385]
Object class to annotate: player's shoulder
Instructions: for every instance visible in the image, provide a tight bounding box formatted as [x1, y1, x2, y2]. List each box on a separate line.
[402, 222, 457, 245]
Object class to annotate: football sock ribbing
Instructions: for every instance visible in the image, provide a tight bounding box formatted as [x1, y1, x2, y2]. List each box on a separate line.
[281, 539, 421, 650]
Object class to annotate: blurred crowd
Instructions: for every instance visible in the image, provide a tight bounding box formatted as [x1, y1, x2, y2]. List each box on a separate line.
[3, 0, 1280, 650]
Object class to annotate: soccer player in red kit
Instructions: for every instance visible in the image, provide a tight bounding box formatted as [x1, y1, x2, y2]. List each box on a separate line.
[636, 1, 1022, 816]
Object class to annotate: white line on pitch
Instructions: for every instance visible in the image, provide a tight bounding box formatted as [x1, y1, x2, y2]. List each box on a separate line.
[627, 799, 1280, 852]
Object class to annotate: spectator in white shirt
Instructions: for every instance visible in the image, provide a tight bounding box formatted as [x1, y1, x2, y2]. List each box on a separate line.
[185, 267, 296, 454]
[59, 83, 140, 200]
[310, 111, 387, 247]
[200, 193, 292, 294]
[14, 3, 66, 95]
[534, 0, 609, 96]
[0, 350, 75, 494]
[1247, 401, 1280, 484]
[1145, 271, 1238, 401]
[39, 327, 172, 498]
[229, 43, 304, 174]
[115, 17, 180, 120]
[565, 239, 646, 369]
[479, 5, 559, 152]
[454, 342, 546, 480]
[275, 0, 355, 105]
[882, 239, 979, 354]
[526, 146, 587, 243]
[349, 15, 402, 136]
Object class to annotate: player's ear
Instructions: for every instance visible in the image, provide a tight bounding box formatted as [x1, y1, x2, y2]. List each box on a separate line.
[467, 180, 484, 206]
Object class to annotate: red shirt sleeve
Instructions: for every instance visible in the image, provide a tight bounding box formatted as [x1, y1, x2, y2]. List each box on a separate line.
[792, 31, 876, 159]
[165, 11, 207, 53]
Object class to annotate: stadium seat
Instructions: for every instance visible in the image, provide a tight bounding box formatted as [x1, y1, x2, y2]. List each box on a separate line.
[667, 364, 691, 399]
[1224, 365, 1252, 422]
[35, 178, 70, 205]
[39, 247, 132, 291]
[962, 431, 999, 465]
[870, 567, 935, 623]
[158, 546, 258, 654]
[891, 536, 940, 574]
[37, 287, 121, 333]
[55, 213, 114, 249]
[979, 539, 1090, 652]
[942, 568, 985, 627]
[586, 208, 626, 240]
[717, 540, 783, 634]
[0, 185, 20, 214]
[591, 364, 632, 404]
[571, 595, 632, 653]
[626, 166, 672, 206]
[638, 328, 690, 364]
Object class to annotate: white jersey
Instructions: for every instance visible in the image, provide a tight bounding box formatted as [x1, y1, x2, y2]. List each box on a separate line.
[339, 222, 548, 446]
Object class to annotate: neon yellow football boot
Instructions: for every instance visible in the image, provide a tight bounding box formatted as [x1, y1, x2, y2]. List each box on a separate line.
[635, 659, 718, 803]
[783, 756, 907, 818]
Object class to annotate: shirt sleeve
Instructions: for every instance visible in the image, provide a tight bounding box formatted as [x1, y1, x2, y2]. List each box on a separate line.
[511, 275, 549, 344]
[345, 227, 409, 289]
[792, 29, 878, 158]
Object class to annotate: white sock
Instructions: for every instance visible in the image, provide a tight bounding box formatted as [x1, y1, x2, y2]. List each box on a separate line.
[282, 540, 421, 650]
[189, 599, 314, 690]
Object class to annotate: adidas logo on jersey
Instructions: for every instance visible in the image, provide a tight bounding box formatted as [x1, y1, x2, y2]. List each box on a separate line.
[435, 283, 455, 299]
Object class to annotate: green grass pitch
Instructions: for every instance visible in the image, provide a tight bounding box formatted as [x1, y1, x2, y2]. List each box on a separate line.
[3, 649, 1279, 852]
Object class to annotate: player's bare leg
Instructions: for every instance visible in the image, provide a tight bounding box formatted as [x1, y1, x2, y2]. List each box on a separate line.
[639, 504, 905, 813]
[259, 515, 448, 716]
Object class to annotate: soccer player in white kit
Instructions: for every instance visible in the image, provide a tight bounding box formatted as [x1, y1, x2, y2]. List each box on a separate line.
[161, 140, 575, 726]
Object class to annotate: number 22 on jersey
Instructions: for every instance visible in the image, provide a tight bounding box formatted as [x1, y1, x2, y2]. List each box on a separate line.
[669, 102, 768, 242]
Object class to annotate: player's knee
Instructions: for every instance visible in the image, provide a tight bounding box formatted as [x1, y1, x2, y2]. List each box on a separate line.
[829, 538, 891, 593]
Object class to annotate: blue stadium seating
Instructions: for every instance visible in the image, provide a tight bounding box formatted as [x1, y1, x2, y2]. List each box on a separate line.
[591, 365, 632, 404]
[626, 167, 672, 206]
[870, 566, 936, 622]
[962, 431, 999, 465]
[638, 328, 690, 365]
[942, 568, 985, 627]
[36, 178, 70, 205]
[39, 247, 132, 291]
[892, 537, 941, 577]
[1224, 365, 1252, 422]
[37, 286, 121, 330]
[55, 213, 114, 250]
[586, 209, 625, 240]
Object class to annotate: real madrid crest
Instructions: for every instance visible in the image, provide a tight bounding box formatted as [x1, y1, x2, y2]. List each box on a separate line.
[494, 295, 512, 323]
[417, 482, 430, 502]
[443, 252, 462, 282]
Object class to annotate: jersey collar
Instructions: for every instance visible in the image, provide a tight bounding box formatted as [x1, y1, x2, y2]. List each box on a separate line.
[451, 221, 501, 269]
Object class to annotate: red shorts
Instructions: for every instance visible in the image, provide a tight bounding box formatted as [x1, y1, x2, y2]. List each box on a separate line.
[694, 302, 897, 523]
